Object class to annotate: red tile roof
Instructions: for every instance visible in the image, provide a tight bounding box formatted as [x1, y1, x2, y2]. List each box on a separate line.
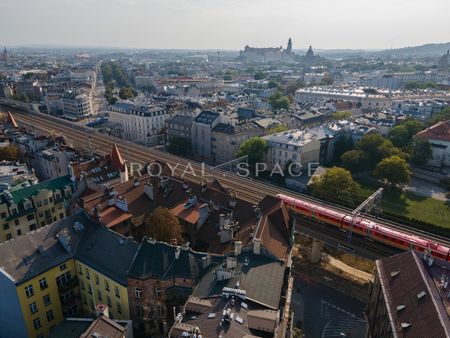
[416, 120, 450, 142]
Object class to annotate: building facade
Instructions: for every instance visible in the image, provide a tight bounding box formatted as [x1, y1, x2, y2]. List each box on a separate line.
[108, 102, 167, 144]
[62, 91, 93, 121]
[190, 110, 220, 160]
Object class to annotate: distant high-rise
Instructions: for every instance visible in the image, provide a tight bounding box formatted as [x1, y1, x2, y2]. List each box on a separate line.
[286, 38, 293, 55]
[0, 46, 10, 65]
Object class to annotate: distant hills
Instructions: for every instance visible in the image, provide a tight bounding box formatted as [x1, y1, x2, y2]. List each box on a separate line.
[374, 42, 450, 57]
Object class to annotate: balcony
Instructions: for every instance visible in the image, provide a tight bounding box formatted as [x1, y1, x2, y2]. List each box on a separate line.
[57, 277, 78, 294]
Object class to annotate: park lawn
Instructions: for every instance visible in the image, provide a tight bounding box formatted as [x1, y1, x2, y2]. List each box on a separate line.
[381, 190, 450, 229]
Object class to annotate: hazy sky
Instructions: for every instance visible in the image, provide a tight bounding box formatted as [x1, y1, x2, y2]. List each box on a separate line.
[1, 0, 449, 50]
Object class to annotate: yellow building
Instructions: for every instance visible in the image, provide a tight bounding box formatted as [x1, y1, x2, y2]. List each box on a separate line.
[0, 175, 74, 243]
[0, 209, 138, 338]
[0, 216, 83, 338]
[74, 225, 138, 322]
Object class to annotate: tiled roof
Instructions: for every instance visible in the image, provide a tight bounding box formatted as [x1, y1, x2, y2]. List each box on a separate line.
[127, 237, 217, 280]
[111, 144, 126, 172]
[416, 120, 450, 142]
[8, 175, 73, 204]
[74, 225, 139, 286]
[0, 211, 90, 284]
[376, 250, 450, 337]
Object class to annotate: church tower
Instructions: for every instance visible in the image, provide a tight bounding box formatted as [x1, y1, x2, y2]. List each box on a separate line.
[286, 38, 293, 55]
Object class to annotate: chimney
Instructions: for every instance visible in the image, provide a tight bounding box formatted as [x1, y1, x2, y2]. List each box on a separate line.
[253, 238, 261, 255]
[133, 177, 140, 187]
[95, 303, 109, 318]
[144, 181, 154, 200]
[234, 241, 242, 256]
[175, 246, 181, 260]
[115, 197, 128, 212]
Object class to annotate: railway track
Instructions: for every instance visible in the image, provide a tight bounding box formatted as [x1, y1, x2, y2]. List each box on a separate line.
[9, 109, 450, 248]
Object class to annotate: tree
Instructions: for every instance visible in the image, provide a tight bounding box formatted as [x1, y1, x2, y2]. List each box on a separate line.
[0, 145, 22, 161]
[332, 133, 354, 163]
[374, 155, 411, 185]
[389, 125, 410, 148]
[431, 107, 450, 124]
[168, 137, 191, 156]
[341, 150, 369, 173]
[269, 91, 290, 110]
[268, 80, 281, 89]
[119, 87, 135, 100]
[254, 70, 266, 80]
[332, 111, 352, 121]
[410, 137, 432, 165]
[236, 137, 268, 165]
[320, 75, 334, 85]
[144, 207, 182, 243]
[356, 133, 403, 168]
[310, 167, 362, 206]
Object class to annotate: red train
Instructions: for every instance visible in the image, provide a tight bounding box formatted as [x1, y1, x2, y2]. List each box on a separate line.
[276, 193, 450, 262]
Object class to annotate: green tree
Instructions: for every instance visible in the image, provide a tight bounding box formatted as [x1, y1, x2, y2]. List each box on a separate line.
[269, 91, 290, 110]
[389, 125, 410, 148]
[236, 137, 268, 165]
[332, 111, 352, 120]
[167, 137, 191, 156]
[268, 80, 281, 89]
[0, 145, 22, 161]
[320, 75, 334, 85]
[410, 137, 432, 165]
[254, 70, 266, 80]
[144, 207, 182, 243]
[341, 150, 369, 173]
[356, 133, 402, 168]
[119, 87, 135, 100]
[374, 155, 411, 185]
[310, 167, 362, 206]
[431, 107, 450, 124]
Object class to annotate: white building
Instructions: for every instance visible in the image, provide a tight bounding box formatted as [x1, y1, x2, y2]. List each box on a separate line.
[295, 87, 392, 111]
[416, 120, 450, 167]
[62, 90, 93, 120]
[108, 102, 167, 143]
[361, 71, 447, 90]
[264, 130, 322, 171]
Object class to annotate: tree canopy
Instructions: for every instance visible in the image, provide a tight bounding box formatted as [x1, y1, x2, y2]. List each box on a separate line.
[0, 145, 22, 161]
[341, 150, 369, 173]
[389, 120, 424, 148]
[310, 167, 362, 206]
[144, 207, 183, 244]
[431, 107, 450, 124]
[374, 155, 411, 185]
[332, 111, 352, 121]
[356, 133, 403, 168]
[236, 137, 268, 165]
[269, 91, 290, 110]
[254, 70, 266, 80]
[410, 137, 432, 165]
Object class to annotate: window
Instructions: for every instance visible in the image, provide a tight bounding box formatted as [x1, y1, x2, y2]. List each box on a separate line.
[5, 233, 12, 240]
[136, 305, 144, 316]
[107, 296, 112, 307]
[155, 288, 162, 299]
[59, 263, 67, 271]
[0, 212, 6, 218]
[17, 229, 22, 236]
[115, 286, 120, 298]
[56, 272, 71, 286]
[105, 280, 110, 291]
[95, 274, 99, 285]
[39, 278, 48, 290]
[29, 301, 38, 314]
[135, 287, 143, 299]
[14, 220, 19, 226]
[27, 214, 35, 221]
[25, 285, 34, 298]
[46, 310, 54, 322]
[88, 285, 92, 295]
[117, 302, 122, 314]
[86, 268, 90, 279]
[36, 201, 42, 207]
[33, 318, 41, 329]
[98, 290, 102, 301]
[81, 280, 85, 290]
[43, 294, 51, 307]
[3, 223, 9, 230]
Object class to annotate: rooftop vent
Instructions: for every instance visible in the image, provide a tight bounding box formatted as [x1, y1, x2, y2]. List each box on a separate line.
[417, 291, 426, 300]
[401, 322, 411, 329]
[390, 270, 400, 278]
[396, 304, 405, 311]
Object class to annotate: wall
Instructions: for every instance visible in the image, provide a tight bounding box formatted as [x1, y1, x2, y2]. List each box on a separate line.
[0, 273, 28, 338]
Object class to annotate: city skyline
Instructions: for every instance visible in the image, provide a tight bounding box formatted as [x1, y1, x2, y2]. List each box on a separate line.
[1, 0, 450, 50]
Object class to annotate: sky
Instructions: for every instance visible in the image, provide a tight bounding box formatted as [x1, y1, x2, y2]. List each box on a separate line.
[1, 0, 449, 50]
